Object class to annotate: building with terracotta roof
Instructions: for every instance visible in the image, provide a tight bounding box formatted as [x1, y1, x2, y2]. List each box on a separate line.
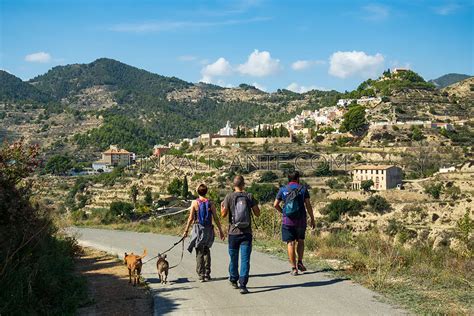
[92, 145, 134, 172]
[351, 165, 402, 190]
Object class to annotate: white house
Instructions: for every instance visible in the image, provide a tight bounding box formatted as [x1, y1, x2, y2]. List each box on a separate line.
[337, 99, 354, 107]
[218, 121, 236, 136]
[439, 166, 456, 173]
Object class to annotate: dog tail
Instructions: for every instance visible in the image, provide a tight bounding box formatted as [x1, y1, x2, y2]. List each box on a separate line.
[138, 249, 147, 259]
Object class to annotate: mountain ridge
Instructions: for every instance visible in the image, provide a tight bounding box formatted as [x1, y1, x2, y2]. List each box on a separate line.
[429, 73, 472, 89]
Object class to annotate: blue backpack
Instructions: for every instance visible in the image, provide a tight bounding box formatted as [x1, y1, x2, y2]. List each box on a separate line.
[197, 198, 212, 226]
[283, 185, 304, 219]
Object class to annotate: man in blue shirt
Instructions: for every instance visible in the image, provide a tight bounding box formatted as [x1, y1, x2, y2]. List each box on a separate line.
[273, 171, 315, 275]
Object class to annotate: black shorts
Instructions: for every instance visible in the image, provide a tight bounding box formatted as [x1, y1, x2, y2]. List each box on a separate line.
[282, 225, 306, 242]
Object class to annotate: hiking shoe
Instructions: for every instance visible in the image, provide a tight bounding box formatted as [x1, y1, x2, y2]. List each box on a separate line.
[229, 281, 239, 289]
[297, 261, 307, 272]
[290, 268, 298, 276]
[239, 287, 249, 294]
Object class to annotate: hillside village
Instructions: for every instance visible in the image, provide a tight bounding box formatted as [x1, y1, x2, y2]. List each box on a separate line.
[18, 68, 471, 256]
[1, 61, 472, 252]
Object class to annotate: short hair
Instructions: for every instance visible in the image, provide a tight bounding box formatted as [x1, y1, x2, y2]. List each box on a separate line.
[287, 170, 300, 182]
[233, 175, 245, 188]
[197, 184, 208, 197]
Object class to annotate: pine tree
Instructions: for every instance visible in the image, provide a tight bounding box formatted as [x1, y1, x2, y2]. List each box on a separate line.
[182, 175, 189, 199]
[130, 184, 139, 205]
[144, 187, 153, 206]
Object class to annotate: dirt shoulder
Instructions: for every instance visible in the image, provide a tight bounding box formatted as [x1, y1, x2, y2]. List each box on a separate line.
[76, 247, 153, 316]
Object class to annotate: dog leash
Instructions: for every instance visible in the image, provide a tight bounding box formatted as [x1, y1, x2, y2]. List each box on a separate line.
[142, 236, 186, 265]
[169, 238, 185, 270]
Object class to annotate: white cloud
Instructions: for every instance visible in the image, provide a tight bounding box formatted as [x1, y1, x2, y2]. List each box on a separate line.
[361, 4, 390, 21]
[178, 55, 197, 62]
[433, 3, 461, 15]
[237, 49, 281, 77]
[25, 52, 52, 63]
[252, 82, 267, 91]
[200, 57, 233, 83]
[291, 59, 325, 71]
[286, 82, 326, 93]
[329, 51, 384, 79]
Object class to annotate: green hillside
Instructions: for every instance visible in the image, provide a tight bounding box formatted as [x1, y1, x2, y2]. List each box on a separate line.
[429, 73, 472, 89]
[20, 58, 324, 154]
[29, 58, 191, 100]
[0, 70, 52, 103]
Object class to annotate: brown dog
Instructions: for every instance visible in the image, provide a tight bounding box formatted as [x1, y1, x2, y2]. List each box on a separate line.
[156, 253, 169, 284]
[124, 249, 147, 286]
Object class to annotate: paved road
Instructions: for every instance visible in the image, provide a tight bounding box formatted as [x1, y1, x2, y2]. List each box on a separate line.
[69, 227, 406, 316]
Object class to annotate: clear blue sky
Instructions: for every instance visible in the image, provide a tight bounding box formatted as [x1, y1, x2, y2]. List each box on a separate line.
[1, 0, 473, 92]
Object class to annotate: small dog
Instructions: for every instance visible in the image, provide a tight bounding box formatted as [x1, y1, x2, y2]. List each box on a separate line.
[156, 253, 169, 284]
[124, 249, 147, 286]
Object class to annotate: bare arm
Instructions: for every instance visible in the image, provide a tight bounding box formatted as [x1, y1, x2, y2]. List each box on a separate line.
[252, 205, 261, 217]
[211, 203, 225, 240]
[221, 200, 229, 218]
[304, 198, 315, 229]
[273, 199, 283, 213]
[183, 202, 196, 237]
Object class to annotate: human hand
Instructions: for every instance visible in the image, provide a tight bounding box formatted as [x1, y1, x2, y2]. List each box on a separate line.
[182, 230, 188, 238]
[310, 218, 316, 230]
[219, 230, 225, 241]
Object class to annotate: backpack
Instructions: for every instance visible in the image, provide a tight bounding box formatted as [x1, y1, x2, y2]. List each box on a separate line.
[283, 185, 304, 219]
[196, 198, 212, 226]
[231, 193, 251, 229]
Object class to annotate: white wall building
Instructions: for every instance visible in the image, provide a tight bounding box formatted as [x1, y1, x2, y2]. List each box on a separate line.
[218, 121, 236, 136]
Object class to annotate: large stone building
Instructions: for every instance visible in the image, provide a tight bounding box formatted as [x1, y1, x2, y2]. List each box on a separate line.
[351, 165, 402, 190]
[92, 145, 134, 172]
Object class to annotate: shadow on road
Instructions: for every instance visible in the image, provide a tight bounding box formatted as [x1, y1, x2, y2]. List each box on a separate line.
[250, 270, 321, 278]
[248, 278, 346, 294]
[147, 277, 193, 285]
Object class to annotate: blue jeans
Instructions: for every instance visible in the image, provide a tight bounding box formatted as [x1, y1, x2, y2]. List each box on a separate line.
[228, 233, 252, 287]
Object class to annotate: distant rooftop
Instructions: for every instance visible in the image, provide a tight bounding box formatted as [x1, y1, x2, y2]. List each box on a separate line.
[352, 165, 397, 170]
[103, 145, 130, 154]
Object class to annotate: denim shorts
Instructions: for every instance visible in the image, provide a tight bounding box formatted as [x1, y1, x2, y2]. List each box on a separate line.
[282, 225, 306, 242]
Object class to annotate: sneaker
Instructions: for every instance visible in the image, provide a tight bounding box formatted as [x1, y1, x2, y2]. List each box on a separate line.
[198, 275, 205, 282]
[297, 261, 307, 272]
[229, 280, 239, 289]
[204, 275, 211, 282]
[239, 287, 249, 294]
[290, 267, 298, 276]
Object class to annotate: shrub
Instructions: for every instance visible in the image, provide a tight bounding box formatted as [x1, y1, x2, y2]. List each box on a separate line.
[259, 171, 279, 182]
[444, 185, 461, 199]
[321, 198, 365, 222]
[367, 195, 391, 214]
[44, 154, 73, 175]
[109, 201, 134, 219]
[313, 162, 333, 177]
[424, 183, 443, 199]
[456, 210, 473, 250]
[247, 183, 279, 203]
[167, 177, 183, 196]
[326, 178, 340, 189]
[144, 187, 153, 206]
[361, 179, 374, 192]
[0, 141, 86, 314]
